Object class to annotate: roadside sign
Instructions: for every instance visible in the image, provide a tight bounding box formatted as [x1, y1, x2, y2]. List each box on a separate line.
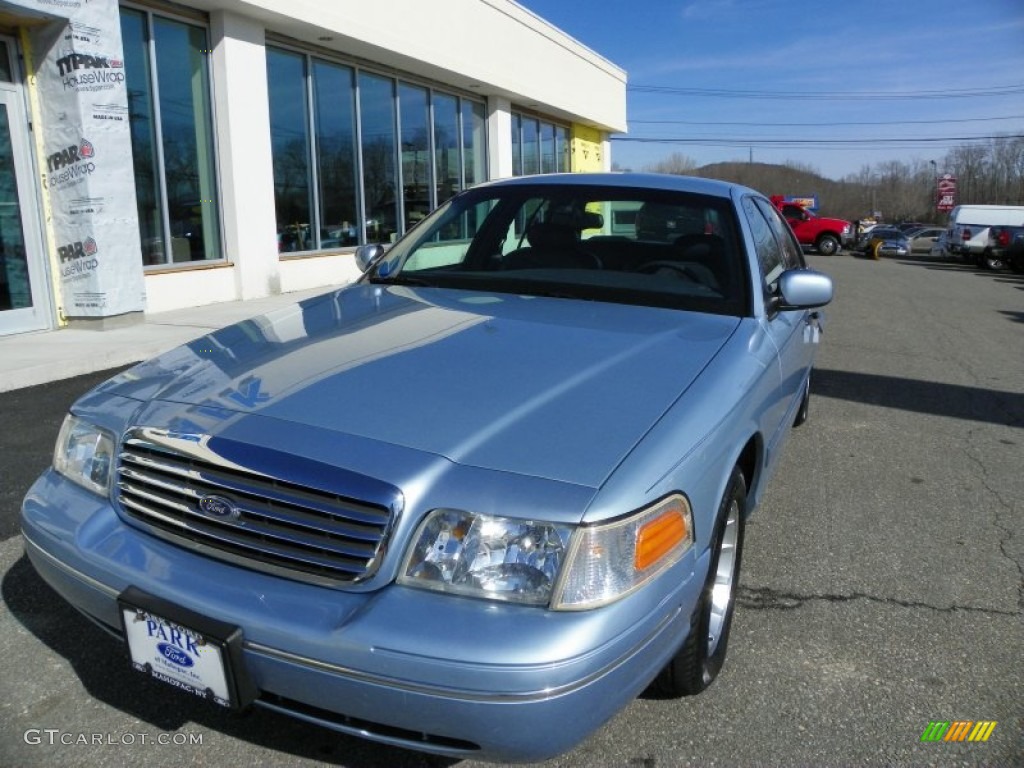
[936, 175, 957, 212]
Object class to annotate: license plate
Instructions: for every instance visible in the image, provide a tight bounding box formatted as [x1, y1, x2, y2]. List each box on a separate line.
[118, 587, 253, 709]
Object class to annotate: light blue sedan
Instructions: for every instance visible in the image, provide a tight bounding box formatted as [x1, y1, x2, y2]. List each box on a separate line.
[21, 173, 832, 762]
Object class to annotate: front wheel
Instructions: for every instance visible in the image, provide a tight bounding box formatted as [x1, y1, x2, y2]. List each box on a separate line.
[816, 234, 840, 256]
[654, 467, 746, 697]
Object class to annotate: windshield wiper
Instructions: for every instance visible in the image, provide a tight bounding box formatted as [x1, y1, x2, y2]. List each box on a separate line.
[523, 287, 596, 301]
[368, 274, 434, 287]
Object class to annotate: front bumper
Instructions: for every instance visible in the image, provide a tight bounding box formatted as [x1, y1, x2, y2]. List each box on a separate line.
[21, 470, 704, 762]
[877, 244, 908, 258]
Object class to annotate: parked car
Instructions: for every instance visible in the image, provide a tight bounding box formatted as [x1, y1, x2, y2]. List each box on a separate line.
[863, 226, 909, 259]
[947, 204, 1024, 269]
[895, 221, 928, 232]
[904, 227, 946, 254]
[21, 173, 833, 763]
[854, 224, 878, 251]
[988, 225, 1024, 273]
[770, 196, 853, 255]
[930, 230, 951, 259]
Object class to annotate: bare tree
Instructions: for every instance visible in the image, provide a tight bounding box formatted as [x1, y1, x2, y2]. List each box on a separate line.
[619, 133, 1024, 224]
[986, 136, 1024, 205]
[944, 144, 989, 204]
[643, 152, 698, 175]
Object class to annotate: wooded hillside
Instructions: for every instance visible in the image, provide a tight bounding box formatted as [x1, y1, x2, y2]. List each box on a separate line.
[633, 136, 1024, 224]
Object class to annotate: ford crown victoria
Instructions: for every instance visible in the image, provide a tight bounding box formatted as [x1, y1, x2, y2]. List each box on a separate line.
[21, 173, 832, 762]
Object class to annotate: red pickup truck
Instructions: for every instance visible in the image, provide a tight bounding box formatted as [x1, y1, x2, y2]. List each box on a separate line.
[770, 196, 852, 256]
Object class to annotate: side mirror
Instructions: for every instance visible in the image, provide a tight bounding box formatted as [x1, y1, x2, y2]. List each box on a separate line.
[777, 269, 833, 310]
[354, 244, 386, 273]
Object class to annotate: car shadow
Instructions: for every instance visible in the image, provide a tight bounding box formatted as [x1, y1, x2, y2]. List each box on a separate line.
[894, 257, 1024, 283]
[1, 555, 455, 767]
[814, 369, 1024, 429]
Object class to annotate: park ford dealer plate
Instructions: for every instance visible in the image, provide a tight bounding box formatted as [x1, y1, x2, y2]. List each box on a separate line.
[118, 586, 254, 709]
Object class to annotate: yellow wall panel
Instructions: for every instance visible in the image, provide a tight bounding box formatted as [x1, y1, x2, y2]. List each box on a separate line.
[570, 125, 603, 172]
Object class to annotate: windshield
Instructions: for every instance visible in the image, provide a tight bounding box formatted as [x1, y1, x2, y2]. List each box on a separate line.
[368, 183, 750, 316]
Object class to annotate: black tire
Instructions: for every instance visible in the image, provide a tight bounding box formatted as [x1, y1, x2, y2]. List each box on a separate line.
[793, 374, 811, 427]
[816, 234, 840, 256]
[655, 467, 746, 697]
[983, 252, 1005, 270]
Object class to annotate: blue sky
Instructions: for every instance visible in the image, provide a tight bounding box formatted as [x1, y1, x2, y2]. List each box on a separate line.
[517, 0, 1024, 180]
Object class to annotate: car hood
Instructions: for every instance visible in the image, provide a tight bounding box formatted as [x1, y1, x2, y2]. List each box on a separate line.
[98, 285, 739, 488]
[817, 216, 850, 227]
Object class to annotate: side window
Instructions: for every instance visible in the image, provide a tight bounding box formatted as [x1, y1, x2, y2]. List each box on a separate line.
[404, 199, 495, 270]
[755, 199, 806, 270]
[741, 197, 784, 288]
[782, 204, 805, 222]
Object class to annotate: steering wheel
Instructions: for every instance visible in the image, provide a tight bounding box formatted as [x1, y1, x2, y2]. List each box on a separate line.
[635, 260, 703, 284]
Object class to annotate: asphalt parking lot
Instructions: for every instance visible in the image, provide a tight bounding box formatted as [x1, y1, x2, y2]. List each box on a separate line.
[0, 251, 1021, 767]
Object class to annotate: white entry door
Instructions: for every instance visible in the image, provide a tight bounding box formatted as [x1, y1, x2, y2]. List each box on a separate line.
[0, 38, 51, 336]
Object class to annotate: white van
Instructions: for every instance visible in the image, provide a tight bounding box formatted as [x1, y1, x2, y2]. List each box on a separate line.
[947, 204, 1024, 269]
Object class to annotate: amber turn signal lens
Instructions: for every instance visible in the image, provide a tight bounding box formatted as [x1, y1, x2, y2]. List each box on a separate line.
[634, 508, 688, 571]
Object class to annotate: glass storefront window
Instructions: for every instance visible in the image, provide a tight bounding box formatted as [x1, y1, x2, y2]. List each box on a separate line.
[433, 92, 459, 206]
[463, 100, 486, 187]
[399, 83, 430, 231]
[521, 117, 539, 176]
[121, 9, 221, 266]
[267, 49, 312, 253]
[265, 48, 486, 248]
[313, 61, 359, 248]
[556, 125, 570, 173]
[511, 113, 522, 177]
[540, 121, 556, 173]
[511, 112, 571, 177]
[359, 72, 398, 244]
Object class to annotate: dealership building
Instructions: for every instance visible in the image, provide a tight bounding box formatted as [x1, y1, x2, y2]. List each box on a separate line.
[0, 0, 626, 336]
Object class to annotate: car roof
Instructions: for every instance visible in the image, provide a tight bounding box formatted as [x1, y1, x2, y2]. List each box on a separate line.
[473, 172, 751, 200]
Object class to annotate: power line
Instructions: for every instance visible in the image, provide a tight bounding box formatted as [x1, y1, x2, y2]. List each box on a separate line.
[614, 135, 1023, 144]
[628, 84, 1024, 101]
[628, 114, 1024, 128]
[610, 133, 1019, 142]
[611, 135, 1024, 151]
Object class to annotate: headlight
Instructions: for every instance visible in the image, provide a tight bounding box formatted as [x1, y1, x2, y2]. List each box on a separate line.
[53, 415, 116, 497]
[399, 494, 693, 610]
[552, 494, 693, 610]
[399, 510, 572, 605]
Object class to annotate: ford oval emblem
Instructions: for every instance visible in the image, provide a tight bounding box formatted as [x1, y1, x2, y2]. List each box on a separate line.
[197, 494, 239, 521]
[157, 642, 195, 668]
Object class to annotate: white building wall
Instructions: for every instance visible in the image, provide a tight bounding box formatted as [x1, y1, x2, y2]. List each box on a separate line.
[209, 11, 280, 301]
[186, 0, 627, 132]
[141, 0, 626, 316]
[487, 96, 515, 179]
[0, 0, 626, 323]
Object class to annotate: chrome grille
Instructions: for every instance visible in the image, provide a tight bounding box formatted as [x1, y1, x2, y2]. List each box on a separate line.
[115, 429, 397, 584]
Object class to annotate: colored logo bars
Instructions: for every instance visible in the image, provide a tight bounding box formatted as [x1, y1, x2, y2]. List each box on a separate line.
[920, 721, 997, 743]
